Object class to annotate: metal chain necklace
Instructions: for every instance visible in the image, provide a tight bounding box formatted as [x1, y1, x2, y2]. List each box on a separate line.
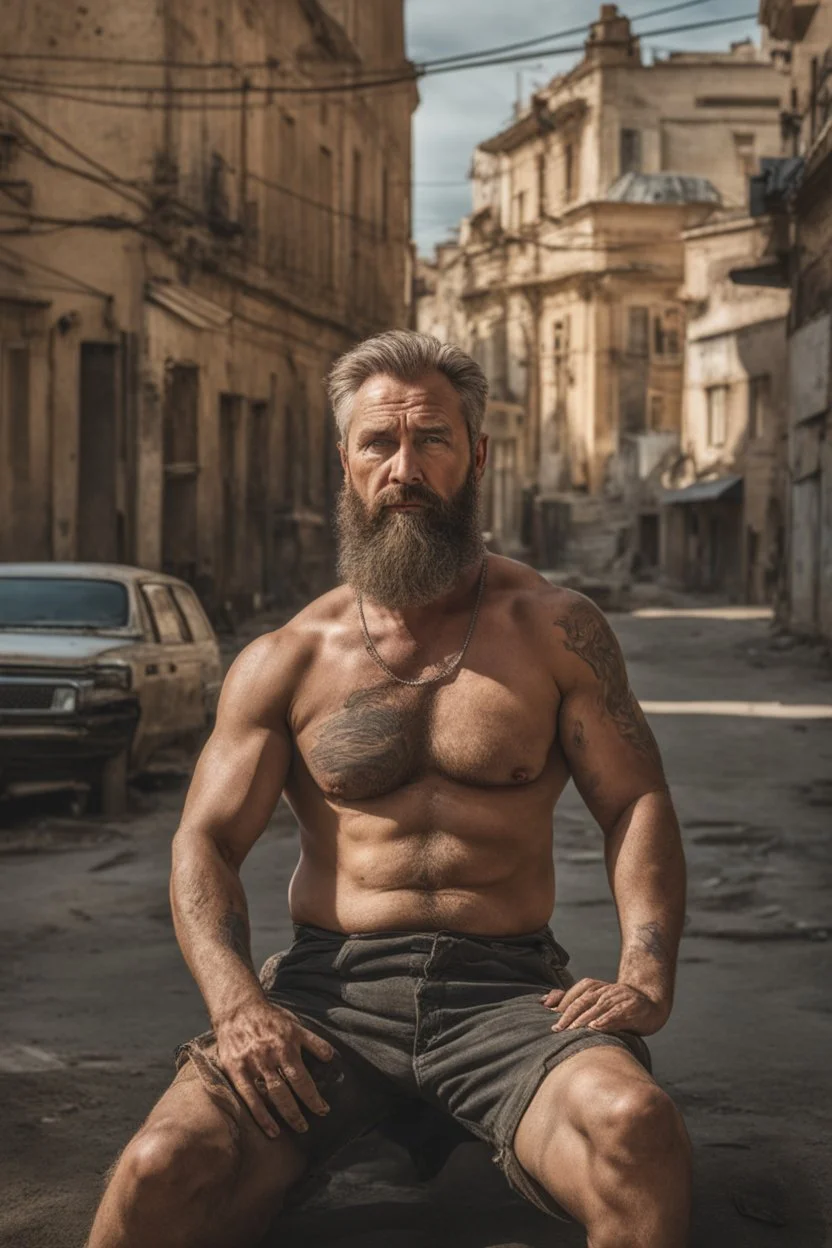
[356, 556, 489, 688]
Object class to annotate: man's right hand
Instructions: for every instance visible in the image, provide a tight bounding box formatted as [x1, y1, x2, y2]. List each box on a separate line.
[215, 997, 335, 1138]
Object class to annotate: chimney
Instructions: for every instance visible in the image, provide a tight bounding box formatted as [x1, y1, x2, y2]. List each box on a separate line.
[585, 4, 642, 68]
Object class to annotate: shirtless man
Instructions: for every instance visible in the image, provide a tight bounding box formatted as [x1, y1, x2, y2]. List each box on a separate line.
[88, 330, 691, 1248]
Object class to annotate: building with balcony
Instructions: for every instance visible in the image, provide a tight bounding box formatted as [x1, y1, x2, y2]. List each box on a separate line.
[417, 5, 788, 573]
[0, 0, 416, 613]
[754, 0, 832, 639]
[661, 214, 790, 600]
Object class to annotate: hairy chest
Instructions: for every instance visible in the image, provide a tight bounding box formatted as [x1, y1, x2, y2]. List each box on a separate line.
[293, 668, 559, 802]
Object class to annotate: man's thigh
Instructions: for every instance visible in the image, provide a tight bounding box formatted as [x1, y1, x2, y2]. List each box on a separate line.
[133, 1058, 309, 1210]
[417, 936, 652, 1221]
[511, 1045, 660, 1222]
[173, 1031, 396, 1208]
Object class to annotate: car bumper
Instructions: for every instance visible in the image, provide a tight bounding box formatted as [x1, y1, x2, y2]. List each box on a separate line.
[0, 705, 139, 783]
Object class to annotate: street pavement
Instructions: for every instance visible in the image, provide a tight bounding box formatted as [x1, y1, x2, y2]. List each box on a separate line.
[0, 603, 830, 1248]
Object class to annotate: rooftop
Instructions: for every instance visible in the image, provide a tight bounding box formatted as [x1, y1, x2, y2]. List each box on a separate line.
[607, 172, 722, 205]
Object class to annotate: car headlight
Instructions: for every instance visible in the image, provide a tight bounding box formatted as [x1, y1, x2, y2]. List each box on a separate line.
[93, 665, 132, 692]
[51, 688, 77, 713]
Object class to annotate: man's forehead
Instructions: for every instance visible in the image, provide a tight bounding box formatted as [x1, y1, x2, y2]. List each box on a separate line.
[352, 372, 462, 421]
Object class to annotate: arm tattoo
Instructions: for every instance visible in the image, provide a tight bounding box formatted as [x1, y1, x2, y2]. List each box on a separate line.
[637, 921, 670, 965]
[217, 911, 254, 970]
[554, 600, 662, 761]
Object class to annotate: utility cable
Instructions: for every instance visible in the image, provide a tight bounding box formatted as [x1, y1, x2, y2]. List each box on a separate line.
[0, 0, 719, 73]
[0, 238, 113, 298]
[0, 11, 760, 103]
[419, 0, 715, 69]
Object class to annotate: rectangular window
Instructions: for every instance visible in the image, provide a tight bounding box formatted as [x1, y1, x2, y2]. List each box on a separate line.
[318, 145, 334, 284]
[170, 586, 213, 642]
[734, 132, 756, 180]
[381, 164, 389, 242]
[649, 394, 664, 430]
[537, 153, 547, 216]
[278, 114, 298, 270]
[707, 385, 728, 447]
[628, 307, 650, 356]
[654, 315, 666, 356]
[553, 317, 571, 358]
[514, 190, 527, 228]
[352, 148, 363, 222]
[142, 584, 188, 644]
[748, 374, 771, 439]
[620, 128, 643, 176]
[5, 345, 30, 483]
[564, 142, 575, 202]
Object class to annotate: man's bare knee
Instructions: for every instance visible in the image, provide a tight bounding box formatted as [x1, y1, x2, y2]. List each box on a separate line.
[587, 1082, 689, 1168]
[122, 1116, 240, 1208]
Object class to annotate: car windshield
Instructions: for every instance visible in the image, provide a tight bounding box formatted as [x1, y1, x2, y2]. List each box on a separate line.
[0, 578, 130, 629]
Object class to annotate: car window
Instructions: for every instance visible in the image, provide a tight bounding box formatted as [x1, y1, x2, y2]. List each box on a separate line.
[0, 577, 129, 629]
[171, 587, 213, 642]
[141, 585, 188, 644]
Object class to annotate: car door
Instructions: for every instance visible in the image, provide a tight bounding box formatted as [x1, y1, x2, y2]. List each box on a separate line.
[139, 583, 204, 747]
[169, 584, 223, 723]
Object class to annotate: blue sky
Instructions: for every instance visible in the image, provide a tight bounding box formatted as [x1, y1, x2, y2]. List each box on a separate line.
[404, 1, 761, 255]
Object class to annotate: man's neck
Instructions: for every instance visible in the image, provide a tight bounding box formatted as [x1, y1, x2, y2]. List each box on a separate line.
[360, 555, 486, 642]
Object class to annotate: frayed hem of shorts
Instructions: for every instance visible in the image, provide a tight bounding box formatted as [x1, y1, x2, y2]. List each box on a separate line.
[491, 1029, 651, 1221]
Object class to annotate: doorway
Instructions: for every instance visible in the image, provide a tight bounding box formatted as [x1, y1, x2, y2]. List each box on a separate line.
[77, 343, 118, 562]
[161, 363, 199, 584]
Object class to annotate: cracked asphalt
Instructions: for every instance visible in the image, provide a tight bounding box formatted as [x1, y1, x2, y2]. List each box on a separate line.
[0, 604, 830, 1248]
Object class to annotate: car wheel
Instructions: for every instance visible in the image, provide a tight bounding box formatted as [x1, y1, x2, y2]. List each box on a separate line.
[91, 751, 128, 817]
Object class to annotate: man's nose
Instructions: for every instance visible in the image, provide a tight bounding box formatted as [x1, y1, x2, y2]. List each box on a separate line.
[388, 441, 424, 485]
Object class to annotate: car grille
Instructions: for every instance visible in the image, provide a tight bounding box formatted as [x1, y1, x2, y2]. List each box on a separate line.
[0, 684, 58, 710]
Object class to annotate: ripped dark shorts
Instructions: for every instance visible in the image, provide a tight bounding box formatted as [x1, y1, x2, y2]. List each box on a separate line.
[176, 923, 651, 1221]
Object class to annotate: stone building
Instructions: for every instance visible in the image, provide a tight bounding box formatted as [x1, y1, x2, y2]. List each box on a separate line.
[661, 215, 790, 601]
[416, 5, 788, 571]
[757, 0, 832, 639]
[0, 0, 415, 612]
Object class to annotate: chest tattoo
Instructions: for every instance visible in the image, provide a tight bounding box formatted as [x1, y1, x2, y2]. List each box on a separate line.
[308, 684, 430, 800]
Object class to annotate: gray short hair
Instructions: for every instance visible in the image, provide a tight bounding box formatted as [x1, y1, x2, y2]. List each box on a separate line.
[327, 330, 489, 445]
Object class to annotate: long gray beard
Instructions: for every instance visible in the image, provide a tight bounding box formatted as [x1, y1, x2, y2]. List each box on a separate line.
[336, 472, 484, 610]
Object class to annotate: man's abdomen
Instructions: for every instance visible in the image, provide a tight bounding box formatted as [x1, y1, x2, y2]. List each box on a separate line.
[286, 784, 560, 935]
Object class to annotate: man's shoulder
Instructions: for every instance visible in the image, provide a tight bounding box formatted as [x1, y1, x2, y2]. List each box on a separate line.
[227, 586, 354, 700]
[490, 557, 602, 627]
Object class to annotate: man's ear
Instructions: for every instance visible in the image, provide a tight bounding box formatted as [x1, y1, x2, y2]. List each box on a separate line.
[474, 434, 489, 482]
[338, 441, 349, 478]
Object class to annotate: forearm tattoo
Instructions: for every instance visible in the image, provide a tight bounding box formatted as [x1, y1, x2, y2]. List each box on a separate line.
[554, 600, 662, 762]
[637, 920, 670, 965]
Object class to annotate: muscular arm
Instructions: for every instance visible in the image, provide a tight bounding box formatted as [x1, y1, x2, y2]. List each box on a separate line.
[552, 593, 686, 1030]
[170, 633, 294, 1027]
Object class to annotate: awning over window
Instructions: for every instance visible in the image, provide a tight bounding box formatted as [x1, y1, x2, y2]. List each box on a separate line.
[145, 279, 231, 330]
[662, 475, 743, 505]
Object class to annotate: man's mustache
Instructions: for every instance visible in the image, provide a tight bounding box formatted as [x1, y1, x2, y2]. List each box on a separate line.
[372, 483, 444, 513]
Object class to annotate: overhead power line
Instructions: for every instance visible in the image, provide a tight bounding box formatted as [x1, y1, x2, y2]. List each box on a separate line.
[0, 10, 760, 106]
[0, 0, 714, 73]
[420, 0, 714, 68]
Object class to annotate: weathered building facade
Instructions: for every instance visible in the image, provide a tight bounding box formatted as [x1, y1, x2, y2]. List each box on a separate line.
[661, 215, 790, 601]
[417, 5, 788, 572]
[0, 0, 415, 612]
[757, 0, 832, 639]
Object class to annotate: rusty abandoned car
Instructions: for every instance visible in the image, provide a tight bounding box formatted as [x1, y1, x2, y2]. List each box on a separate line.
[0, 564, 222, 813]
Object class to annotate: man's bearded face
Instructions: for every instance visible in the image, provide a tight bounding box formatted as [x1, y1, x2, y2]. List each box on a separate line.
[336, 467, 484, 610]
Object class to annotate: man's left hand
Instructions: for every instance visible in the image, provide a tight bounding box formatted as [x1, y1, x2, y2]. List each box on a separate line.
[540, 979, 669, 1037]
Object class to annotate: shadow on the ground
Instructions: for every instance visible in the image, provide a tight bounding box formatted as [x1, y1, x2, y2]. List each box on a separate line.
[271, 1131, 828, 1248]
